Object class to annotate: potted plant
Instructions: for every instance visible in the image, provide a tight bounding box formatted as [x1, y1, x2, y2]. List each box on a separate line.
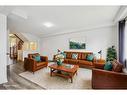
[106, 46, 117, 62]
[55, 49, 64, 66]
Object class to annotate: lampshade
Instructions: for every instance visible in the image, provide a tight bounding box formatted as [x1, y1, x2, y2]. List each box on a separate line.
[57, 49, 61, 53]
[98, 50, 102, 54]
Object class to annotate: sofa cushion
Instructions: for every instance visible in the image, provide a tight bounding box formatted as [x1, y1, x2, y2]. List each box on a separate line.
[112, 60, 123, 72]
[72, 53, 78, 59]
[68, 59, 78, 64]
[36, 62, 46, 67]
[77, 53, 82, 59]
[78, 60, 93, 66]
[31, 53, 40, 58]
[104, 61, 112, 71]
[81, 53, 87, 60]
[64, 59, 69, 63]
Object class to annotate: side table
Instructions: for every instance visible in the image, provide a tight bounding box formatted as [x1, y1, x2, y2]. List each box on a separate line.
[94, 59, 106, 69]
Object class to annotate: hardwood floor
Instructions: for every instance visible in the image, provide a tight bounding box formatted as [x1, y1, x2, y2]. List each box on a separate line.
[1, 61, 45, 90]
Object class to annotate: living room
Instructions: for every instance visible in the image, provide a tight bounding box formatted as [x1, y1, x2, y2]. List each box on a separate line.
[0, 1, 127, 92]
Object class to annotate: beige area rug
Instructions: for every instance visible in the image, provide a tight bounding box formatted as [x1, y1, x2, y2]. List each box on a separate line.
[19, 63, 92, 89]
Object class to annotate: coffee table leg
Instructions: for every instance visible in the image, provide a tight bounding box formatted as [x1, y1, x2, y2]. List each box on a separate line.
[70, 73, 73, 83]
[71, 77, 73, 83]
[76, 70, 78, 75]
[50, 69, 53, 76]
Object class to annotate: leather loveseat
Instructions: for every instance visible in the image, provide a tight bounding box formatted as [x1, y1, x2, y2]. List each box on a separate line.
[24, 53, 48, 73]
[54, 51, 96, 68]
[92, 60, 127, 89]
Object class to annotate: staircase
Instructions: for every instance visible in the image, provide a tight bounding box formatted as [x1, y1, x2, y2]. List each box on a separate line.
[9, 34, 24, 61]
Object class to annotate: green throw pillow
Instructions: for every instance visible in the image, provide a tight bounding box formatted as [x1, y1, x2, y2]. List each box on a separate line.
[61, 52, 66, 58]
[72, 53, 78, 59]
[86, 54, 94, 61]
[34, 56, 41, 62]
[104, 62, 112, 71]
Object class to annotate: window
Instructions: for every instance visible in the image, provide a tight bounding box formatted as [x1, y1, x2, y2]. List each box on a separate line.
[124, 22, 127, 66]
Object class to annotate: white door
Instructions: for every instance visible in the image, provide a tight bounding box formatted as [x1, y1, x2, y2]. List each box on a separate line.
[0, 13, 7, 84]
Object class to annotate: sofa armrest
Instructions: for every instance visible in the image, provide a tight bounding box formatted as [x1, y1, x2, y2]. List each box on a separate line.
[92, 57, 97, 63]
[40, 56, 48, 62]
[94, 63, 105, 69]
[92, 57, 97, 66]
[92, 68, 127, 75]
[92, 68, 127, 89]
[53, 55, 57, 62]
[24, 58, 36, 71]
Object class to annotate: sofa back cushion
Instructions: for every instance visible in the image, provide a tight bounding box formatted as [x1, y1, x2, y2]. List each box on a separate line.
[112, 60, 123, 72]
[80, 52, 93, 60]
[65, 52, 72, 59]
[81, 53, 87, 60]
[28, 53, 40, 59]
[64, 51, 93, 60]
[77, 53, 82, 59]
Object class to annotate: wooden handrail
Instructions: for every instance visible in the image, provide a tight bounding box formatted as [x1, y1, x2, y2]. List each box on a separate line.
[14, 34, 24, 43]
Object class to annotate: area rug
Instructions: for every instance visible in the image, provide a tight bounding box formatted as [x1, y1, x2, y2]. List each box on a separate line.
[19, 63, 92, 89]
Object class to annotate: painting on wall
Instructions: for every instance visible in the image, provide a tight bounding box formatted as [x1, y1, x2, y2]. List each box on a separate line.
[69, 37, 86, 49]
[30, 42, 37, 50]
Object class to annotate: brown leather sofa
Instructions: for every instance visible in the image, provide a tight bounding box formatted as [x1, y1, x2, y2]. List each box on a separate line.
[24, 53, 48, 73]
[92, 60, 127, 89]
[54, 51, 96, 68]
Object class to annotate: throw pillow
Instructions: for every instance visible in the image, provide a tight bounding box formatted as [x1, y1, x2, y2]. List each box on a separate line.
[104, 61, 112, 71]
[61, 52, 66, 58]
[34, 56, 41, 62]
[112, 60, 123, 72]
[72, 53, 78, 59]
[86, 54, 94, 61]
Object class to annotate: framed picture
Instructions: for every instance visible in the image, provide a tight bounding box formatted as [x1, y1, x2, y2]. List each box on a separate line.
[69, 37, 86, 49]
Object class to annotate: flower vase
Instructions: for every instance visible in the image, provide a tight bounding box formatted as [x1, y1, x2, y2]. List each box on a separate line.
[57, 60, 63, 66]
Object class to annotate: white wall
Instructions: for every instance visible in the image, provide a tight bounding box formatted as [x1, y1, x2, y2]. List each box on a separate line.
[40, 26, 117, 60]
[22, 50, 39, 60]
[20, 33, 41, 60]
[21, 33, 41, 53]
[7, 29, 13, 65]
[0, 14, 7, 84]
[113, 23, 119, 59]
[124, 22, 127, 67]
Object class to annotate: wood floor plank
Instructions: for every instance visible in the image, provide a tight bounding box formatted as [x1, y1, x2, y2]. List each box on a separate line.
[1, 61, 45, 90]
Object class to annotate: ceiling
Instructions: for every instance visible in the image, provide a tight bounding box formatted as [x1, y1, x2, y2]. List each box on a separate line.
[0, 6, 120, 37]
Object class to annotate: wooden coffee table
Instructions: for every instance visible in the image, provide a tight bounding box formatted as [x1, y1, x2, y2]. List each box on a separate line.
[49, 63, 79, 83]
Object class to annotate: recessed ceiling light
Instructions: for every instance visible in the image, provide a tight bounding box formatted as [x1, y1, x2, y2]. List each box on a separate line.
[43, 22, 54, 28]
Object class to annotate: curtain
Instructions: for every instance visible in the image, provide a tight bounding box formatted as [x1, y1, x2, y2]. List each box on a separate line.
[119, 19, 126, 64]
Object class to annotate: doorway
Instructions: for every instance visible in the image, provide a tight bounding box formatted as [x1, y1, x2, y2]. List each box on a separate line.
[9, 34, 24, 63]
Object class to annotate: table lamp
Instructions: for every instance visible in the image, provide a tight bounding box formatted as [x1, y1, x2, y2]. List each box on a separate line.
[98, 50, 102, 60]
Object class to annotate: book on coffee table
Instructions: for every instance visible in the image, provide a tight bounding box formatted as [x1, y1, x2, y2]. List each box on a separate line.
[64, 64, 74, 69]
